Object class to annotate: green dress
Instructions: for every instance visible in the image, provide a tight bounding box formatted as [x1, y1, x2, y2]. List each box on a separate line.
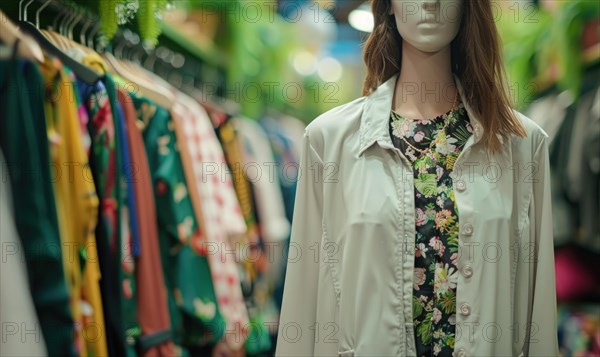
[0, 58, 75, 356]
[128, 92, 226, 353]
[389, 102, 473, 357]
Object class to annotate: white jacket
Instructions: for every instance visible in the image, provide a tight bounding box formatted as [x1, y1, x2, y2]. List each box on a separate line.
[275, 73, 559, 357]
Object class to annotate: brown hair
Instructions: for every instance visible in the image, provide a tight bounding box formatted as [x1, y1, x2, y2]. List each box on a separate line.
[362, 0, 527, 153]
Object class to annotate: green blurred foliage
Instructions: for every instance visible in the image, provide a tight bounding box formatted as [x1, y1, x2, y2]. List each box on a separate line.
[73, 0, 170, 44]
[497, 0, 600, 108]
[186, 0, 342, 122]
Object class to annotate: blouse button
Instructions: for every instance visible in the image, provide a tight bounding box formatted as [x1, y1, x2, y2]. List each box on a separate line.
[455, 180, 466, 192]
[461, 223, 474, 236]
[462, 265, 473, 278]
[459, 303, 471, 316]
[454, 348, 467, 357]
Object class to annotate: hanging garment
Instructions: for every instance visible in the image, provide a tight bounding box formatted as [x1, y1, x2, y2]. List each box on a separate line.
[565, 86, 600, 253]
[76, 75, 127, 357]
[0, 149, 47, 356]
[76, 78, 118, 249]
[128, 90, 226, 351]
[0, 57, 75, 356]
[259, 116, 300, 224]
[81, 57, 140, 354]
[214, 111, 260, 248]
[231, 117, 291, 244]
[229, 117, 290, 353]
[277, 114, 306, 171]
[113, 95, 141, 356]
[179, 95, 248, 242]
[209, 111, 278, 356]
[102, 71, 143, 356]
[557, 304, 600, 356]
[175, 94, 250, 352]
[118, 87, 176, 357]
[40, 57, 107, 357]
[214, 115, 264, 299]
[276, 73, 559, 357]
[170, 105, 229, 348]
[260, 115, 304, 314]
[258, 116, 300, 322]
[116, 97, 141, 259]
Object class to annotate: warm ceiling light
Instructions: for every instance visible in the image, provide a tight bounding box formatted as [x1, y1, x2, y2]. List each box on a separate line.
[317, 57, 343, 82]
[348, 3, 374, 33]
[292, 50, 318, 76]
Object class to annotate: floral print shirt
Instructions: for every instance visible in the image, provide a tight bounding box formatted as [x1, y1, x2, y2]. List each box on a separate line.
[389, 102, 473, 357]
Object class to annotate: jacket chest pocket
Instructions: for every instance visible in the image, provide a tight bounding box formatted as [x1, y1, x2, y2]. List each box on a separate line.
[340, 155, 404, 225]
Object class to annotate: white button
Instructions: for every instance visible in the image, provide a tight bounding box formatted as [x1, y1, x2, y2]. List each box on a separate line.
[454, 348, 467, 357]
[460, 303, 471, 316]
[338, 349, 354, 357]
[461, 223, 474, 236]
[455, 180, 466, 191]
[462, 265, 473, 278]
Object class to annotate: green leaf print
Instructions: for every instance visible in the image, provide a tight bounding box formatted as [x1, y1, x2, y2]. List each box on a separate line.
[415, 173, 438, 197]
[445, 152, 458, 170]
[438, 214, 456, 234]
[453, 119, 472, 144]
[436, 130, 447, 143]
[414, 155, 435, 171]
[448, 188, 455, 204]
[417, 313, 433, 345]
[413, 296, 423, 317]
[445, 335, 455, 349]
[425, 203, 437, 220]
[446, 221, 459, 250]
[439, 291, 456, 314]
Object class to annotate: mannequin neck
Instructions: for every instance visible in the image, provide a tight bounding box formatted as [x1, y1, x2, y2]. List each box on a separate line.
[393, 40, 458, 120]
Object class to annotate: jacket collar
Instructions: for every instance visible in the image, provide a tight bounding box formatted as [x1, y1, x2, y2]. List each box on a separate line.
[358, 72, 485, 156]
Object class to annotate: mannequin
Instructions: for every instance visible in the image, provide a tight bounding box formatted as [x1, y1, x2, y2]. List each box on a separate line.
[390, 0, 462, 121]
[276, 1, 559, 356]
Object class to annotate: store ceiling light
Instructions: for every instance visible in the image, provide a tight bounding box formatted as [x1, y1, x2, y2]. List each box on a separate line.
[348, 3, 373, 33]
[317, 57, 343, 82]
[292, 50, 318, 76]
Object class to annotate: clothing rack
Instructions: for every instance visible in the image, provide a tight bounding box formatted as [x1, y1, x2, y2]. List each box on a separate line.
[0, 1, 307, 356]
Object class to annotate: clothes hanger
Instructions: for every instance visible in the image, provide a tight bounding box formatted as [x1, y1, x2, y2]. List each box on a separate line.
[102, 34, 175, 110]
[52, 7, 92, 59]
[78, 12, 102, 57]
[119, 41, 177, 93]
[87, 21, 100, 51]
[42, 1, 70, 51]
[17, 0, 101, 84]
[0, 9, 44, 62]
[79, 12, 92, 50]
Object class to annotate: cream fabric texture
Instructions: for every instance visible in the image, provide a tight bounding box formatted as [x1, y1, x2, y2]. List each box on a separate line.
[276, 73, 559, 357]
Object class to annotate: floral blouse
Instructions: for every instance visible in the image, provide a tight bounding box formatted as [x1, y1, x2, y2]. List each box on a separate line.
[389, 102, 473, 357]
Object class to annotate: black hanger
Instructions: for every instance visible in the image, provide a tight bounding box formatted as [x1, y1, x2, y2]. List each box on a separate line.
[17, 2, 101, 85]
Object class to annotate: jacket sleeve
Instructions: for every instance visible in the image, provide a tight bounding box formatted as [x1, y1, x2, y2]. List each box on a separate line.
[525, 134, 559, 356]
[276, 128, 324, 356]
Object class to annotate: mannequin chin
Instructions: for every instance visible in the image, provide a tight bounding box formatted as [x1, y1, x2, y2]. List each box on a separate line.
[390, 0, 463, 53]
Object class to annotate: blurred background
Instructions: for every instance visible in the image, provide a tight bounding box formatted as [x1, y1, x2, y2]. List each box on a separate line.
[0, 0, 598, 356]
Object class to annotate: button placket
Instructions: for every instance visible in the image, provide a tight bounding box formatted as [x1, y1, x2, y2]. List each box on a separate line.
[462, 264, 473, 278]
[461, 223, 473, 236]
[459, 303, 471, 316]
[453, 347, 467, 357]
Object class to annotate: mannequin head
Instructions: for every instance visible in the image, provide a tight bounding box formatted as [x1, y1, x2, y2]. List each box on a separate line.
[389, 0, 463, 53]
[362, 0, 527, 153]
